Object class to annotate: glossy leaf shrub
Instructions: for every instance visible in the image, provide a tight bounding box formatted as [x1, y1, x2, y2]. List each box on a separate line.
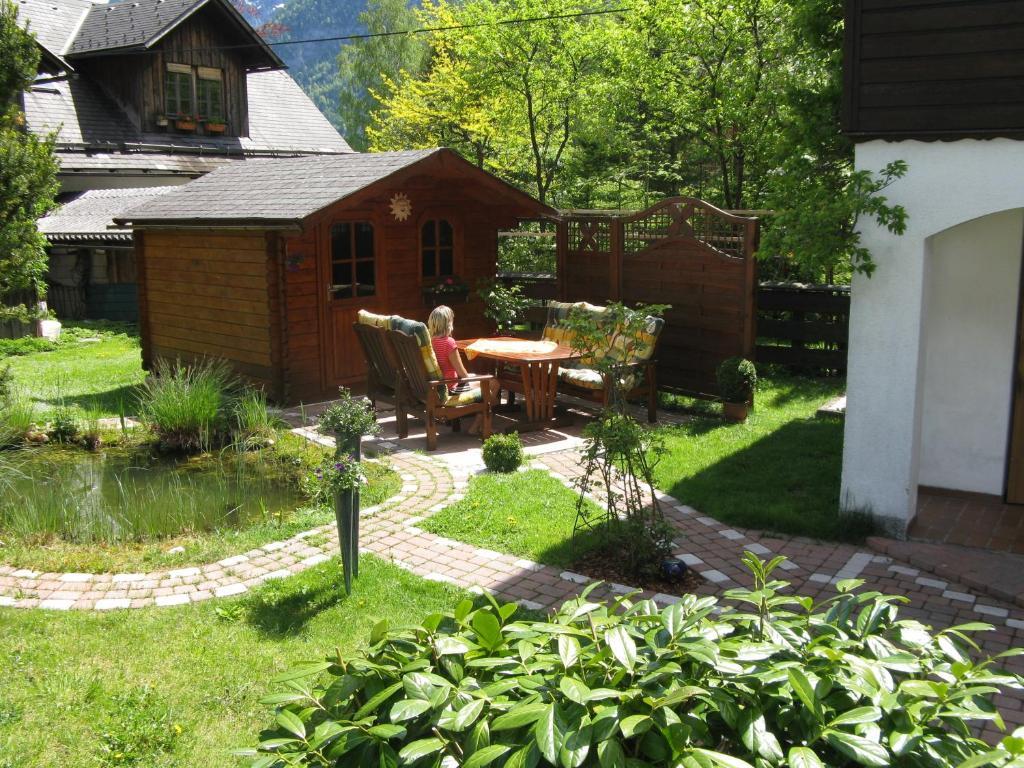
[245, 555, 1024, 767]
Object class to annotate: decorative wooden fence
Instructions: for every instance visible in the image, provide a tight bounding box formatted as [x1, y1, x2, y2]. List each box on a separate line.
[755, 283, 850, 372]
[557, 198, 759, 396]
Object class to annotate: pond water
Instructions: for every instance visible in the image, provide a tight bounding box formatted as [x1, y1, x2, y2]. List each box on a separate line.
[0, 447, 304, 543]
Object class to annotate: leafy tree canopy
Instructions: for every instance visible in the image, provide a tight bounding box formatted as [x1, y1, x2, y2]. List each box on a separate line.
[0, 0, 59, 308]
[359, 0, 906, 279]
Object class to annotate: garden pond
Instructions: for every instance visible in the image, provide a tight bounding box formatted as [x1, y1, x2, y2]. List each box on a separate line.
[0, 445, 304, 543]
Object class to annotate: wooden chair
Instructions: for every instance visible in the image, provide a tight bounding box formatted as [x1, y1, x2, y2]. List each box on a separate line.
[352, 321, 402, 410]
[387, 327, 495, 450]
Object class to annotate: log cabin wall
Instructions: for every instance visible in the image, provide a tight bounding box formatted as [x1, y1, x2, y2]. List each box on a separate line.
[80, 7, 250, 136]
[139, 229, 280, 394]
[282, 173, 518, 400]
[843, 0, 1024, 140]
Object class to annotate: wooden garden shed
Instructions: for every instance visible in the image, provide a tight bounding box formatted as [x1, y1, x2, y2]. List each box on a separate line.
[118, 149, 555, 402]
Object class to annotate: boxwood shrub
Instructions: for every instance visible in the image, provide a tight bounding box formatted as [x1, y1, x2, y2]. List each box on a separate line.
[482, 432, 524, 473]
[244, 555, 1024, 767]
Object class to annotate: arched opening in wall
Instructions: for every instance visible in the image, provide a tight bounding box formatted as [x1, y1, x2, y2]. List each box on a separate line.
[913, 208, 1024, 546]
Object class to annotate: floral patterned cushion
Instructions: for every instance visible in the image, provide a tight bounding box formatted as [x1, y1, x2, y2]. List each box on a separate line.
[359, 310, 448, 399]
[542, 301, 663, 373]
[558, 367, 637, 391]
[444, 384, 484, 406]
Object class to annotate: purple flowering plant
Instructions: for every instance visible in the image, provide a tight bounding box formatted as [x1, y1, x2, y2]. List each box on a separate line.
[303, 454, 364, 506]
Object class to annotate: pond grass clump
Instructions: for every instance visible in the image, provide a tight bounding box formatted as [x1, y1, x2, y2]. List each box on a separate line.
[136, 357, 240, 453]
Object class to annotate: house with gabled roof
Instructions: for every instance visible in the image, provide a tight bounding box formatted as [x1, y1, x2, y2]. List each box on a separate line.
[18, 0, 350, 319]
[840, 0, 1024, 543]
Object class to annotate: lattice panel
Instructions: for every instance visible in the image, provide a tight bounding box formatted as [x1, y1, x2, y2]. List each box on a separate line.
[623, 201, 747, 258]
[567, 218, 611, 252]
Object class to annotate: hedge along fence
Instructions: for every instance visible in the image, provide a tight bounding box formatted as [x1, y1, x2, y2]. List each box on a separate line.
[756, 283, 850, 374]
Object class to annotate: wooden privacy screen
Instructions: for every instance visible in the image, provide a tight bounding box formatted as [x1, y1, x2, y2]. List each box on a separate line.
[557, 197, 758, 396]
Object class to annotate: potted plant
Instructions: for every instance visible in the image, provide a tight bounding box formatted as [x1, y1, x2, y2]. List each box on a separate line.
[477, 279, 530, 335]
[174, 114, 196, 131]
[316, 387, 381, 460]
[423, 275, 469, 307]
[716, 356, 757, 422]
[203, 118, 227, 134]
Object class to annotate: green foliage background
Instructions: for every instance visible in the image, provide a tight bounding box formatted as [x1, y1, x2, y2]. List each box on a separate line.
[0, 0, 58, 307]
[323, 0, 906, 279]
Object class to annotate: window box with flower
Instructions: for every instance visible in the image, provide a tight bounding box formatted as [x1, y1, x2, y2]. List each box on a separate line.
[422, 275, 469, 307]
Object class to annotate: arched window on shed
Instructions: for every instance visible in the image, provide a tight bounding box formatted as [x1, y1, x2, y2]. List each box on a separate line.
[421, 219, 455, 278]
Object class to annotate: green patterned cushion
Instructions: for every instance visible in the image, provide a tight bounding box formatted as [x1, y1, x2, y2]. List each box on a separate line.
[444, 385, 484, 406]
[357, 309, 397, 329]
[369, 313, 447, 399]
[542, 302, 663, 371]
[558, 367, 637, 391]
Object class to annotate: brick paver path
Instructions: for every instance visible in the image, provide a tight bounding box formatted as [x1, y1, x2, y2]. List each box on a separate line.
[2, 426, 1023, 732]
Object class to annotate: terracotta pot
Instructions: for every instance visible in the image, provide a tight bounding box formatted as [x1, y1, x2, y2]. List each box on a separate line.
[175, 118, 196, 131]
[205, 122, 226, 134]
[722, 401, 750, 422]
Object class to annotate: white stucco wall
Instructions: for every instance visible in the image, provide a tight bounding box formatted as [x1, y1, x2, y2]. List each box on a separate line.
[841, 139, 1024, 535]
[918, 210, 1024, 495]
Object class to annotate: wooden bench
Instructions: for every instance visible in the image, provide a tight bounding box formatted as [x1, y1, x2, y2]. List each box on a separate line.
[526, 301, 664, 423]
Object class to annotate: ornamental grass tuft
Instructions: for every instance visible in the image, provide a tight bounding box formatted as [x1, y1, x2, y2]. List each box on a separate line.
[137, 357, 240, 453]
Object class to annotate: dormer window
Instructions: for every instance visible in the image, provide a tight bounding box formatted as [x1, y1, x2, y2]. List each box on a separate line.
[164, 63, 193, 118]
[197, 67, 224, 124]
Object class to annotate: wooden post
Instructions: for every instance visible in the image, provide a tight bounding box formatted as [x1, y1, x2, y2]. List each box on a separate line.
[555, 219, 568, 301]
[610, 218, 623, 302]
[134, 231, 152, 371]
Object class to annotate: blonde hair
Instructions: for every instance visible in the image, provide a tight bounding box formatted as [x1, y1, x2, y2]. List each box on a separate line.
[427, 305, 455, 338]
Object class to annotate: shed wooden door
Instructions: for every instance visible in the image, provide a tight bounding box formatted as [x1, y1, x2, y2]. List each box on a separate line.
[321, 218, 383, 388]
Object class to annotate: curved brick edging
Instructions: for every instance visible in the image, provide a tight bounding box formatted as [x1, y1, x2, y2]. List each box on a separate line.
[0, 450, 448, 611]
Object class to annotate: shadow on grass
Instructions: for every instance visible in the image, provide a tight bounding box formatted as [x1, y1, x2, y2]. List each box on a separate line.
[244, 559, 350, 637]
[26, 384, 143, 416]
[662, 418, 874, 543]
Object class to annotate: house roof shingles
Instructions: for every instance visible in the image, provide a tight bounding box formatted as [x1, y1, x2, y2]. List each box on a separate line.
[120, 150, 442, 224]
[23, 70, 352, 173]
[14, 0, 97, 67]
[39, 186, 179, 241]
[68, 0, 203, 54]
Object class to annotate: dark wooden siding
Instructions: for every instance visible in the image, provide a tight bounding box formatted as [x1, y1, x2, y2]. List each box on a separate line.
[843, 0, 1024, 140]
[81, 6, 250, 136]
[139, 230, 276, 390]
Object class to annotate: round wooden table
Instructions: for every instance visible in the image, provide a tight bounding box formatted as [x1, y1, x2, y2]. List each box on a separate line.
[457, 337, 579, 431]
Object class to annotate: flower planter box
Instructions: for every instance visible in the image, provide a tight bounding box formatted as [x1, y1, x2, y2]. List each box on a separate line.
[175, 118, 197, 131]
[204, 122, 227, 134]
[423, 287, 469, 308]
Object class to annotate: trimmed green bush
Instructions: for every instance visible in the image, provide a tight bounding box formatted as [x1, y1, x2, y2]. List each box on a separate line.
[482, 432, 524, 473]
[716, 357, 757, 403]
[246, 555, 1024, 768]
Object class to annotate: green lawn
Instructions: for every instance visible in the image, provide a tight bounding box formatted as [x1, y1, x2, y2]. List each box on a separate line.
[655, 375, 868, 541]
[0, 558, 468, 768]
[2, 322, 144, 417]
[421, 469, 603, 567]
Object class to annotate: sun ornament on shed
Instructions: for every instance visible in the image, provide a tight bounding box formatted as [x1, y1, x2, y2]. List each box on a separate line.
[389, 193, 412, 222]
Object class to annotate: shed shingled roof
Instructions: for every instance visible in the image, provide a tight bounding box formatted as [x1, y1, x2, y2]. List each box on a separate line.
[119, 150, 442, 223]
[39, 186, 178, 241]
